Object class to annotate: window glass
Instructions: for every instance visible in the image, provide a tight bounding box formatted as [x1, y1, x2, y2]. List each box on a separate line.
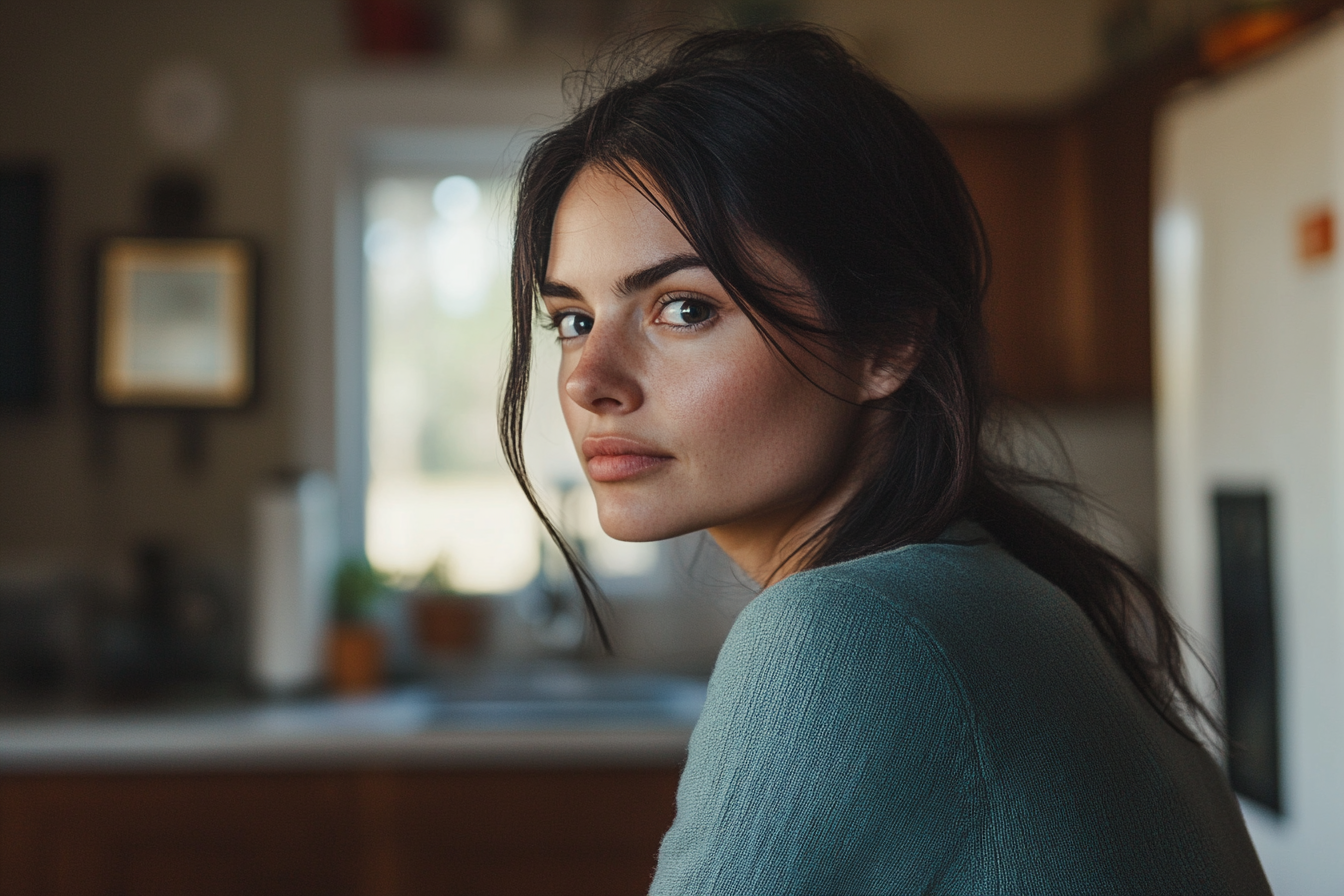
[363, 174, 658, 593]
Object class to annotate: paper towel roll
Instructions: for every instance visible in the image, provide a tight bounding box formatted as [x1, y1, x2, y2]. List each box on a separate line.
[249, 471, 338, 694]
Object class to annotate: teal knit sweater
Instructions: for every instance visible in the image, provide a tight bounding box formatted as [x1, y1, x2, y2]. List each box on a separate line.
[651, 526, 1270, 895]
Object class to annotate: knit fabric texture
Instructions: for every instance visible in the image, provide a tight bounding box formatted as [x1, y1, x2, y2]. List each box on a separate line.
[650, 526, 1271, 895]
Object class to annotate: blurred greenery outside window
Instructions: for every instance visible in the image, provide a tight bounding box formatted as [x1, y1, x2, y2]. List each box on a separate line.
[362, 174, 658, 594]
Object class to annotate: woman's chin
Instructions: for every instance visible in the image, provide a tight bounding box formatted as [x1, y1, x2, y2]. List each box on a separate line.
[595, 505, 703, 544]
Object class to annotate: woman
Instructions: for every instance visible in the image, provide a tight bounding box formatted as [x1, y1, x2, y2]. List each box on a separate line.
[500, 26, 1271, 895]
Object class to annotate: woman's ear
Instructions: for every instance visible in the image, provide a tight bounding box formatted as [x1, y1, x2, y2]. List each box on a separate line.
[859, 345, 919, 403]
[858, 310, 933, 403]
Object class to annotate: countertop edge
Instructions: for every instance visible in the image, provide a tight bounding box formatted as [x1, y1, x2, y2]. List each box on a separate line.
[0, 726, 694, 774]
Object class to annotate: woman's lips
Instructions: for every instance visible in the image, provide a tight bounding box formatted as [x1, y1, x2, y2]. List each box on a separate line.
[582, 437, 673, 483]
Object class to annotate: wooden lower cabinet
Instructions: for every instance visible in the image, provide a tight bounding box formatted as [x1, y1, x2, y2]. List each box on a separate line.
[0, 766, 680, 896]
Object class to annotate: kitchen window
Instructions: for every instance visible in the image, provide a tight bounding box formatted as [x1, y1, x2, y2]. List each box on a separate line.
[295, 78, 753, 669]
[361, 170, 659, 594]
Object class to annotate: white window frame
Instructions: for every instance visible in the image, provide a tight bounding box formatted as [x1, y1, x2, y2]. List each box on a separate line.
[292, 72, 565, 554]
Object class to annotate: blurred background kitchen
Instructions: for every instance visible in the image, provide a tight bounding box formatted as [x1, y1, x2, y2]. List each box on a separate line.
[1, 0, 1340, 893]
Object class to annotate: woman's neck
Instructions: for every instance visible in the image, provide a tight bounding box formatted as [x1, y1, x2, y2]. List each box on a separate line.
[708, 434, 876, 588]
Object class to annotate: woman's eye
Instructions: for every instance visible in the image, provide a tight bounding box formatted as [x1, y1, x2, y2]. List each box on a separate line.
[555, 311, 593, 339]
[657, 298, 715, 328]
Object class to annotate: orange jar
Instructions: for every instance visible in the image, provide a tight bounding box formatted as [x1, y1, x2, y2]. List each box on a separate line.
[327, 623, 385, 694]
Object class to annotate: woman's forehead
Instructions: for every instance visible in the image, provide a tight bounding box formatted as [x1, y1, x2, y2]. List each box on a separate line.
[547, 168, 695, 279]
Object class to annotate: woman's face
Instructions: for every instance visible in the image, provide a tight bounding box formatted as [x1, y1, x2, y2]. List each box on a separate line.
[542, 166, 878, 568]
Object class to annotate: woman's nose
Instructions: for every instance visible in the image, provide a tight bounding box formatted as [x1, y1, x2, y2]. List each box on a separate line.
[563, 320, 644, 415]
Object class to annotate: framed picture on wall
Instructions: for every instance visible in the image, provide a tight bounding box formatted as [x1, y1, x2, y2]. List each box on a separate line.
[94, 237, 256, 408]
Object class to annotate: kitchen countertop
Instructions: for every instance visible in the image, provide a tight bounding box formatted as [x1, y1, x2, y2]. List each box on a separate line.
[0, 670, 706, 773]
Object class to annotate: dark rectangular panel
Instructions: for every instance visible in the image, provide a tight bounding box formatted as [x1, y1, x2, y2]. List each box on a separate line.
[1214, 489, 1282, 814]
[0, 166, 46, 406]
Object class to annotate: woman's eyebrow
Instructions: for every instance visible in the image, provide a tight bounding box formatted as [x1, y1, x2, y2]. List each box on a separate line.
[540, 253, 707, 302]
[539, 280, 581, 300]
[616, 253, 707, 296]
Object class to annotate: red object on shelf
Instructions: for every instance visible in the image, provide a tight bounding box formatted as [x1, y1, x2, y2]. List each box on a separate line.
[349, 0, 442, 58]
[1200, 6, 1307, 72]
[1300, 206, 1335, 263]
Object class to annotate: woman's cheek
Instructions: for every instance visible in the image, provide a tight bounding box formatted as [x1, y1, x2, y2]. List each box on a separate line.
[659, 342, 808, 478]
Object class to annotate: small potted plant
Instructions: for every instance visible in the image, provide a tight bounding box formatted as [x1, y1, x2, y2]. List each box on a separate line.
[328, 555, 389, 694]
[410, 559, 488, 661]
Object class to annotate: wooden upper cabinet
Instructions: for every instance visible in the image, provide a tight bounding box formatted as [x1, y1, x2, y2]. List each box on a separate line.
[931, 49, 1199, 404]
[934, 117, 1085, 402]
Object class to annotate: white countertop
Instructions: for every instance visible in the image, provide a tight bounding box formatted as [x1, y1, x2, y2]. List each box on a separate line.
[0, 678, 704, 773]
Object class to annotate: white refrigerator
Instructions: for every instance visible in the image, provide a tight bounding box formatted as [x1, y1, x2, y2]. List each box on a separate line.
[1155, 19, 1344, 896]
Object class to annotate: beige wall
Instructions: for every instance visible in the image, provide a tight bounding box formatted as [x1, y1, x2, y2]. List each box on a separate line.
[0, 0, 345, 585]
[807, 0, 1109, 111]
[0, 0, 1151, 594]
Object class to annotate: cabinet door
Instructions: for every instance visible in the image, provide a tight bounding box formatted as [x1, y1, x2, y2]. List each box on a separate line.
[362, 768, 679, 896]
[0, 773, 362, 896]
[0, 767, 680, 896]
[936, 118, 1077, 401]
[933, 59, 1178, 404]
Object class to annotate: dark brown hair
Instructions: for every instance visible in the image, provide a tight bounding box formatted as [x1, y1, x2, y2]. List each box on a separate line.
[500, 25, 1214, 738]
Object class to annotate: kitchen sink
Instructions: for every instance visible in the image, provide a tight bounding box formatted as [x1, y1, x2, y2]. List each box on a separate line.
[425, 666, 708, 729]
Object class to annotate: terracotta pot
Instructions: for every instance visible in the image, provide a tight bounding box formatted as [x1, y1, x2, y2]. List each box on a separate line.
[413, 596, 487, 654]
[328, 623, 385, 694]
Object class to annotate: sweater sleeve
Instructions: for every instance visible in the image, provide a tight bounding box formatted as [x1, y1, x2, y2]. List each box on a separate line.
[649, 572, 983, 896]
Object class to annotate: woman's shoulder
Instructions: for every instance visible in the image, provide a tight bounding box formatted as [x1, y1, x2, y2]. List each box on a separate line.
[707, 526, 1008, 739]
[737, 521, 1056, 649]
[720, 520, 1105, 725]
[661, 531, 990, 894]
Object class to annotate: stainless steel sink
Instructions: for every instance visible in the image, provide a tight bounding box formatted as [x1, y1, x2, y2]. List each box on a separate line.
[426, 667, 707, 729]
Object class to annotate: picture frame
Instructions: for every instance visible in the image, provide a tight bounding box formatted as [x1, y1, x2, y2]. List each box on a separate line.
[94, 237, 255, 408]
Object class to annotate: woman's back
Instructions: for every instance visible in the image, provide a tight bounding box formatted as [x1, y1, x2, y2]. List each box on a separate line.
[652, 526, 1270, 895]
